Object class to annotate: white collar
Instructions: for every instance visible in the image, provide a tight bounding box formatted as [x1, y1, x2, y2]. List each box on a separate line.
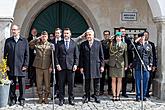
[56, 37, 61, 41]
[88, 39, 94, 44]
[64, 38, 70, 42]
[14, 35, 20, 39]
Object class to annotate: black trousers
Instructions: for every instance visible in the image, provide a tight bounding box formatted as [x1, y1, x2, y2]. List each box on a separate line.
[100, 64, 111, 92]
[85, 78, 100, 97]
[8, 75, 25, 101]
[28, 66, 36, 86]
[131, 70, 135, 91]
[58, 69, 75, 101]
[122, 69, 129, 95]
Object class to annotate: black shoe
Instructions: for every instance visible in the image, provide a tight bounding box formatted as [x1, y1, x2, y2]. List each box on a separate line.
[143, 97, 147, 101]
[82, 97, 88, 103]
[95, 97, 100, 103]
[116, 96, 120, 101]
[9, 99, 17, 106]
[122, 94, 128, 98]
[9, 95, 17, 106]
[19, 100, 25, 106]
[112, 96, 116, 102]
[136, 98, 140, 102]
[59, 100, 64, 106]
[69, 100, 75, 105]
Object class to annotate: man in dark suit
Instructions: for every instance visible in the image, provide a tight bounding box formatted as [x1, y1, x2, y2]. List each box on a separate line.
[119, 27, 133, 97]
[4, 24, 29, 106]
[100, 30, 111, 95]
[55, 28, 79, 106]
[144, 31, 157, 97]
[79, 28, 104, 103]
[51, 28, 62, 99]
[27, 27, 38, 87]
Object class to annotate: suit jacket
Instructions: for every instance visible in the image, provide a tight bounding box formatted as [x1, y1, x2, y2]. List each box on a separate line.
[101, 39, 110, 60]
[27, 35, 38, 66]
[123, 36, 133, 65]
[79, 40, 104, 79]
[148, 41, 157, 67]
[109, 42, 128, 68]
[55, 39, 79, 70]
[4, 36, 29, 76]
[31, 40, 52, 69]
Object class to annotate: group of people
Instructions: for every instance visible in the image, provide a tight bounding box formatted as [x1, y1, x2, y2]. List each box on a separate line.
[4, 24, 157, 106]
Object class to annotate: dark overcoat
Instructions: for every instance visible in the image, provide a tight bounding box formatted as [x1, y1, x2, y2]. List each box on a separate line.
[4, 36, 29, 76]
[79, 40, 104, 79]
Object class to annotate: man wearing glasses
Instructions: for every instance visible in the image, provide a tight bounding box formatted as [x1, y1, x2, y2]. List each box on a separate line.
[100, 30, 111, 95]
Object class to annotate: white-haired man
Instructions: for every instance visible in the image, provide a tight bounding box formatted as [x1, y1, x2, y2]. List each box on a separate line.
[79, 28, 104, 103]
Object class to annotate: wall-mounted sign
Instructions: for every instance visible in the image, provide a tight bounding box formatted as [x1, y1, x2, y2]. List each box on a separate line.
[121, 12, 137, 21]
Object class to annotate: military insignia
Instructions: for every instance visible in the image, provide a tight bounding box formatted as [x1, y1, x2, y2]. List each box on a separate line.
[146, 46, 151, 51]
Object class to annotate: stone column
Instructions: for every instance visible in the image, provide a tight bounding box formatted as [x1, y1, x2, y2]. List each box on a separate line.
[153, 17, 165, 100]
[0, 17, 13, 59]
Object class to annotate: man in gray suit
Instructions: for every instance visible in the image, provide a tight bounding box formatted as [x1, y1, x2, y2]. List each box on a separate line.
[79, 28, 104, 103]
[55, 28, 79, 106]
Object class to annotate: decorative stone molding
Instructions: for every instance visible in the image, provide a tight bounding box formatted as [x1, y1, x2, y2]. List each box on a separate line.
[0, 17, 14, 22]
[153, 16, 165, 23]
[0, 17, 13, 59]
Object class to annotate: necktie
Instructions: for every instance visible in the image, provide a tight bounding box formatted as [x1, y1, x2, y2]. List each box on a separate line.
[65, 41, 69, 50]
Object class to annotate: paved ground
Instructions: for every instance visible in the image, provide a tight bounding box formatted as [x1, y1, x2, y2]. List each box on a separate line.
[0, 96, 165, 110]
[0, 84, 165, 110]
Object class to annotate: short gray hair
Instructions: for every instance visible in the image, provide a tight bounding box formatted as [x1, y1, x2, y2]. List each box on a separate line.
[86, 27, 94, 35]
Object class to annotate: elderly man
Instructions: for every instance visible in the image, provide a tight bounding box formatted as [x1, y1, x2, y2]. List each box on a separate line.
[29, 31, 52, 104]
[4, 24, 29, 106]
[79, 28, 104, 103]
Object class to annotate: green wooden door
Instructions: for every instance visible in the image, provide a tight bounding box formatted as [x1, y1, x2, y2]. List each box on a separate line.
[31, 1, 88, 38]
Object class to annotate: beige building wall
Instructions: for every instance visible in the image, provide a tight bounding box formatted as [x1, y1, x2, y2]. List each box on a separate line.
[13, 0, 157, 44]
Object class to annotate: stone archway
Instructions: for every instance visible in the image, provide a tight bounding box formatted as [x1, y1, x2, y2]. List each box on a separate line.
[20, 0, 101, 39]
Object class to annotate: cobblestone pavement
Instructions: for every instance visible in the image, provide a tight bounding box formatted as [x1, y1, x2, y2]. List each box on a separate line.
[0, 84, 165, 110]
[1, 95, 165, 110]
[0, 95, 165, 110]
